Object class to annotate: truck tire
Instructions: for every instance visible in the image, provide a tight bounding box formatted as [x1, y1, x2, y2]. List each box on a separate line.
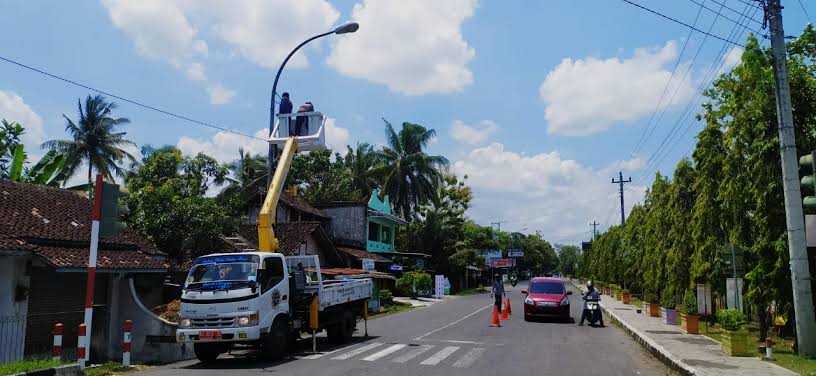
[263, 319, 289, 361]
[193, 343, 222, 364]
[328, 309, 355, 344]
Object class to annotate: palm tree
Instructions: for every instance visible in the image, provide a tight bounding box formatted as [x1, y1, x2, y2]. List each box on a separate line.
[373, 119, 449, 220]
[220, 148, 268, 208]
[42, 95, 136, 185]
[344, 142, 379, 200]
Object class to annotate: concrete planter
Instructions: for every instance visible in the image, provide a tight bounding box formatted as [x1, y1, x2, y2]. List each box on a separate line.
[643, 302, 660, 317]
[622, 293, 630, 304]
[661, 307, 677, 325]
[721, 330, 751, 356]
[680, 313, 699, 334]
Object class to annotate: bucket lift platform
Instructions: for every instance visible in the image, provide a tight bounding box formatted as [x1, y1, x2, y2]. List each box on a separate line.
[269, 112, 327, 152]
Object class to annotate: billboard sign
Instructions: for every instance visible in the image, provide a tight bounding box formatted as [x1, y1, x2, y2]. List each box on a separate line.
[491, 258, 515, 268]
[508, 249, 524, 258]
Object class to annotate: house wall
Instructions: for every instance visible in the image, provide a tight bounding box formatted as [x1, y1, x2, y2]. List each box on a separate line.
[318, 205, 367, 248]
[0, 255, 30, 363]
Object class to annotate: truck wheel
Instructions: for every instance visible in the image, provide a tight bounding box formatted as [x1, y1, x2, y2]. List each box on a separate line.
[263, 319, 289, 361]
[193, 343, 222, 364]
[327, 309, 355, 344]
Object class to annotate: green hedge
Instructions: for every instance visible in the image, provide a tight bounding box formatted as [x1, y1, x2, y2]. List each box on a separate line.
[717, 309, 747, 331]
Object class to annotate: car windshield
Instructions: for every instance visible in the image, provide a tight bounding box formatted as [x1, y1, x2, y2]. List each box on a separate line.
[186, 262, 258, 285]
[529, 282, 564, 294]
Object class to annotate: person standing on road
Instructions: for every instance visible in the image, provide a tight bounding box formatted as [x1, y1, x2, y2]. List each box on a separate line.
[492, 275, 505, 321]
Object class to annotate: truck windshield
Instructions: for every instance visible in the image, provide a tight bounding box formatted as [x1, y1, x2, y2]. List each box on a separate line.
[186, 262, 258, 286]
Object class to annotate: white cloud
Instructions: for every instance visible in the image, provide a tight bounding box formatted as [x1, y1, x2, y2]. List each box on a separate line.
[539, 41, 695, 136]
[207, 84, 236, 105]
[324, 117, 350, 154]
[327, 0, 476, 95]
[186, 62, 206, 81]
[453, 143, 646, 244]
[721, 46, 744, 73]
[449, 120, 496, 145]
[0, 90, 45, 150]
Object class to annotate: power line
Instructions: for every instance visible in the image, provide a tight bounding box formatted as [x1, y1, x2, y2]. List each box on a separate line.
[618, 0, 746, 47]
[631, 0, 705, 156]
[634, 2, 760, 183]
[687, 0, 764, 34]
[798, 0, 813, 24]
[704, 0, 765, 26]
[0, 54, 267, 142]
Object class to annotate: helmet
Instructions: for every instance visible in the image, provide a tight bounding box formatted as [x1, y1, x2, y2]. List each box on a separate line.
[587, 280, 593, 288]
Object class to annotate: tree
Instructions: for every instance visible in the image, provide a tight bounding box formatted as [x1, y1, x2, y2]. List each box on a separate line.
[286, 149, 358, 202]
[344, 142, 380, 199]
[373, 120, 449, 220]
[0, 120, 24, 178]
[218, 148, 268, 218]
[42, 95, 136, 185]
[690, 122, 725, 290]
[666, 159, 696, 296]
[123, 147, 234, 264]
[557, 245, 580, 276]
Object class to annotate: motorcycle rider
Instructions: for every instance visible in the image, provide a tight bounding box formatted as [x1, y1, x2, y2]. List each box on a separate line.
[510, 274, 518, 287]
[578, 281, 604, 327]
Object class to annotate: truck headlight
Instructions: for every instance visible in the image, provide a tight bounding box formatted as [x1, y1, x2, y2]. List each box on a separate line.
[179, 318, 192, 328]
[236, 313, 259, 327]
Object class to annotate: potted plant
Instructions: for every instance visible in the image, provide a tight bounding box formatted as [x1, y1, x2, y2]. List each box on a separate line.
[717, 309, 750, 356]
[660, 286, 677, 325]
[621, 289, 631, 304]
[679, 289, 699, 334]
[614, 285, 623, 301]
[643, 291, 660, 317]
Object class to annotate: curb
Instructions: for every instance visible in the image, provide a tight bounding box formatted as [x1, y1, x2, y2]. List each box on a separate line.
[9, 364, 82, 376]
[565, 280, 698, 376]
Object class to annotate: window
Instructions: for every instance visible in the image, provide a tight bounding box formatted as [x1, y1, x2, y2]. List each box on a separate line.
[381, 227, 391, 244]
[368, 222, 380, 241]
[261, 257, 285, 292]
[529, 282, 565, 294]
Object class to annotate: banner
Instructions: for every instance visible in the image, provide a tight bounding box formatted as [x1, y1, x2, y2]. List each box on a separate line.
[434, 275, 445, 299]
[491, 258, 515, 268]
[362, 258, 375, 271]
[508, 249, 524, 258]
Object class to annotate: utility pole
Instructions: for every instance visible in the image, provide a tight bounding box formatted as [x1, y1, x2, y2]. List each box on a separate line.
[766, 0, 816, 357]
[490, 221, 504, 233]
[590, 221, 599, 239]
[612, 171, 632, 225]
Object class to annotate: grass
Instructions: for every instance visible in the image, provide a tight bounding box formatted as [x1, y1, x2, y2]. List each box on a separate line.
[83, 362, 147, 376]
[371, 301, 415, 317]
[455, 286, 488, 296]
[0, 358, 63, 376]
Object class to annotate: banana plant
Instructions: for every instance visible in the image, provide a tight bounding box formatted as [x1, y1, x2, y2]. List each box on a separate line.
[8, 145, 68, 187]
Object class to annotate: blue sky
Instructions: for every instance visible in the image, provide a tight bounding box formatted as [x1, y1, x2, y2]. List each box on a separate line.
[1, 0, 812, 244]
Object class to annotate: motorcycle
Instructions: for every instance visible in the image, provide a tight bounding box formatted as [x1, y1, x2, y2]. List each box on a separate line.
[583, 293, 602, 326]
[510, 278, 517, 287]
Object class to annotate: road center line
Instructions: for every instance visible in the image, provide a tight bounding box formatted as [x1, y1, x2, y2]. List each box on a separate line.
[413, 304, 492, 341]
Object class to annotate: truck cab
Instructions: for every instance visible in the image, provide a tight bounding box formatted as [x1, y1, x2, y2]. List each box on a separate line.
[176, 252, 370, 363]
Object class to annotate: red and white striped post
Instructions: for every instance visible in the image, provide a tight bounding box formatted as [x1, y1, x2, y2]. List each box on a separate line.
[81, 174, 104, 366]
[77, 323, 87, 368]
[122, 320, 132, 367]
[52, 323, 63, 361]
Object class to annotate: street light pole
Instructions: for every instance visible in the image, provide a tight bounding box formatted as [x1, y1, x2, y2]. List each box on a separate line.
[267, 22, 360, 188]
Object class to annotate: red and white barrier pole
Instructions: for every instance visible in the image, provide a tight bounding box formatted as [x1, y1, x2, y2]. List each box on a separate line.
[77, 323, 87, 368]
[52, 323, 63, 361]
[122, 320, 132, 367]
[81, 174, 103, 366]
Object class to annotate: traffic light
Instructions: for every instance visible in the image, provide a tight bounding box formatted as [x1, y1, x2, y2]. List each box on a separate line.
[99, 182, 129, 237]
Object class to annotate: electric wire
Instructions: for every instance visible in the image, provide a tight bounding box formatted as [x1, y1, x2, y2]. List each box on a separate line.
[619, 0, 747, 47]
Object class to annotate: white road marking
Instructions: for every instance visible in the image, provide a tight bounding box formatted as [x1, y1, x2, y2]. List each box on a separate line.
[414, 304, 492, 341]
[361, 344, 407, 361]
[452, 347, 484, 368]
[420, 346, 460, 365]
[302, 344, 354, 360]
[331, 342, 383, 360]
[416, 339, 486, 345]
[391, 345, 434, 363]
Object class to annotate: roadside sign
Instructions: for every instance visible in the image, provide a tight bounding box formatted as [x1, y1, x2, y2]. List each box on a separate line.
[696, 284, 712, 315]
[491, 258, 515, 268]
[389, 265, 403, 271]
[484, 250, 502, 259]
[508, 249, 524, 258]
[726, 278, 744, 312]
[434, 275, 445, 299]
[362, 258, 375, 271]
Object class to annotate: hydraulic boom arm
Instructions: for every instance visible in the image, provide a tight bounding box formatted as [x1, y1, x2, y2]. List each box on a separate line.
[258, 136, 298, 252]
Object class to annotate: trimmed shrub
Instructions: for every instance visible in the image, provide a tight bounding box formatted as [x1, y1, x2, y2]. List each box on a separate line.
[717, 309, 747, 331]
[660, 286, 676, 309]
[621, 288, 630, 295]
[379, 288, 394, 304]
[681, 289, 698, 315]
[396, 271, 433, 297]
[643, 291, 658, 304]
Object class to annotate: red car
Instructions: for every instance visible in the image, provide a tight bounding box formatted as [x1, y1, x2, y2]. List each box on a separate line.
[522, 277, 572, 322]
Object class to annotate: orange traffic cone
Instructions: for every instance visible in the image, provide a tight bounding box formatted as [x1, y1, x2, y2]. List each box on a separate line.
[506, 297, 512, 315]
[490, 306, 501, 327]
[501, 304, 509, 320]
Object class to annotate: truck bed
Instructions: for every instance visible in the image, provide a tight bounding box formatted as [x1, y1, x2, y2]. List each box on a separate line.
[304, 278, 372, 310]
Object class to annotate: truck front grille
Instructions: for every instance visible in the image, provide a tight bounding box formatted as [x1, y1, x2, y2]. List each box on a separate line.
[191, 317, 236, 328]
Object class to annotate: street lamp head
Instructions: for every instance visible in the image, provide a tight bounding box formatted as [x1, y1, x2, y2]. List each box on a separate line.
[334, 22, 359, 34]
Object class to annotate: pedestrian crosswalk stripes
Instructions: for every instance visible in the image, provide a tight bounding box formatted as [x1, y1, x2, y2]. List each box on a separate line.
[304, 342, 484, 368]
[361, 344, 407, 361]
[452, 347, 485, 368]
[420, 346, 459, 365]
[391, 344, 434, 363]
[330, 342, 383, 360]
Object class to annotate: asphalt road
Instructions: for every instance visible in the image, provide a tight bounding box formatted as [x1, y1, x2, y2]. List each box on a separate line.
[139, 281, 670, 376]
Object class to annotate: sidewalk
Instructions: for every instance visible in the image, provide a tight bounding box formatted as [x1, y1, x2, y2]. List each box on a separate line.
[393, 295, 456, 307]
[569, 281, 796, 376]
